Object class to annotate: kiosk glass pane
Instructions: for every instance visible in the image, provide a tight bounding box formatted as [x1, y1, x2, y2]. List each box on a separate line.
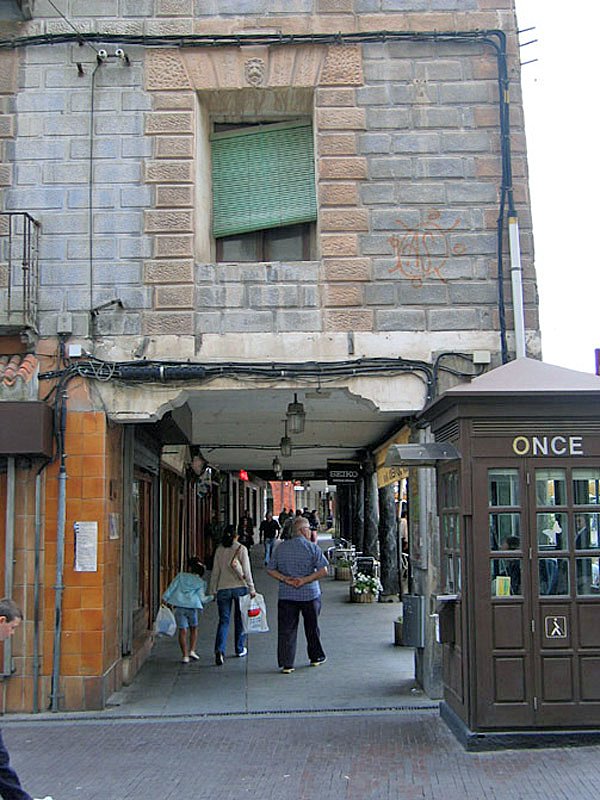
[538, 558, 570, 596]
[441, 471, 459, 509]
[490, 513, 521, 551]
[491, 558, 522, 596]
[535, 469, 566, 506]
[574, 513, 600, 550]
[537, 512, 568, 550]
[576, 557, 600, 595]
[489, 469, 519, 507]
[573, 469, 600, 505]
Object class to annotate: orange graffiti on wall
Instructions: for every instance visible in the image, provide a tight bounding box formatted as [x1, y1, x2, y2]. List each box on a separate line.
[387, 209, 466, 288]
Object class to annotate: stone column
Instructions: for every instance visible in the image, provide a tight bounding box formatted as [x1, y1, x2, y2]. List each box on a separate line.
[352, 474, 365, 553]
[362, 459, 379, 558]
[378, 482, 400, 599]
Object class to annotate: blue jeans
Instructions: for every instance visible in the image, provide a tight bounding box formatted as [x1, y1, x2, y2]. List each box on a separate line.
[215, 587, 248, 656]
[264, 537, 276, 564]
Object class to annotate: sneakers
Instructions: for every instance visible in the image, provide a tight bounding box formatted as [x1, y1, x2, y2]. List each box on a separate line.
[310, 656, 327, 667]
[281, 667, 295, 674]
[182, 656, 190, 664]
[215, 652, 224, 666]
[189, 650, 200, 661]
[236, 647, 247, 658]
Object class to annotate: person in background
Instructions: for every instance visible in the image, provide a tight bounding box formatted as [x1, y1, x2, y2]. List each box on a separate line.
[278, 507, 288, 526]
[162, 557, 213, 663]
[237, 514, 255, 551]
[209, 525, 256, 665]
[259, 511, 281, 565]
[0, 597, 54, 800]
[267, 516, 329, 674]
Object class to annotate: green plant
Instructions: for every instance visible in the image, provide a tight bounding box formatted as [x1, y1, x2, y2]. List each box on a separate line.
[351, 572, 383, 595]
[336, 558, 352, 568]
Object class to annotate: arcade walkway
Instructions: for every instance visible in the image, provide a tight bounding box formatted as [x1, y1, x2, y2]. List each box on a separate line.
[106, 536, 435, 718]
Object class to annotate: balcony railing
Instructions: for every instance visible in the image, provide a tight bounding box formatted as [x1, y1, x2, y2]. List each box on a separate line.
[0, 212, 40, 334]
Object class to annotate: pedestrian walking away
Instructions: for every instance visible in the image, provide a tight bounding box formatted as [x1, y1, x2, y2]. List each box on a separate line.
[0, 598, 53, 800]
[267, 516, 329, 673]
[259, 511, 281, 565]
[209, 525, 256, 665]
[162, 557, 213, 663]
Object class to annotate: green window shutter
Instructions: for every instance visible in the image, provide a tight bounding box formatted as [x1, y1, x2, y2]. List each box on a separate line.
[211, 121, 317, 239]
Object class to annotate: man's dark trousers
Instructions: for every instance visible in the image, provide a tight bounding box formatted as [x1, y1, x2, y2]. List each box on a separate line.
[277, 598, 326, 669]
[0, 729, 32, 800]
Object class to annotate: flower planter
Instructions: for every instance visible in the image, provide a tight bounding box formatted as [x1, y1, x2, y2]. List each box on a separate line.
[335, 566, 352, 581]
[350, 587, 377, 603]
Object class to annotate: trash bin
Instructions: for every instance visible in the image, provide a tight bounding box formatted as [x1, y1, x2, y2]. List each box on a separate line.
[402, 594, 426, 647]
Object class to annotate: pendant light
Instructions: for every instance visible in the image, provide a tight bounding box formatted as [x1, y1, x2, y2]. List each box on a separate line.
[286, 393, 306, 434]
[280, 418, 292, 457]
[272, 456, 283, 479]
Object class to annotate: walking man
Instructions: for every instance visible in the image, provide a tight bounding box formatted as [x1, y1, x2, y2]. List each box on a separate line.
[0, 598, 52, 800]
[259, 511, 281, 565]
[267, 516, 328, 673]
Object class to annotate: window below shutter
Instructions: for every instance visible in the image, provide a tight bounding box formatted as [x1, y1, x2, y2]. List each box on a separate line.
[211, 120, 317, 239]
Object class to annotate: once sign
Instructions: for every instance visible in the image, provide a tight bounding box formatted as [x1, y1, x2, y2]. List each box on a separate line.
[512, 435, 584, 457]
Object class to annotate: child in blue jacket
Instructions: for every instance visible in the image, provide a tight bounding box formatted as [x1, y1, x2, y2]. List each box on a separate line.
[163, 556, 213, 663]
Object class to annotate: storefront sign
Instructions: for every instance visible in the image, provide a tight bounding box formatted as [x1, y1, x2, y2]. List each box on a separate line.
[327, 461, 362, 485]
[512, 435, 584, 457]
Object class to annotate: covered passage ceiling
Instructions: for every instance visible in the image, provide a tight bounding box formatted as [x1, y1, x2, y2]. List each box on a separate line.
[169, 386, 406, 476]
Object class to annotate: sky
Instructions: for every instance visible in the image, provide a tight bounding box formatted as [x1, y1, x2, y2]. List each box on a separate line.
[515, 2, 598, 374]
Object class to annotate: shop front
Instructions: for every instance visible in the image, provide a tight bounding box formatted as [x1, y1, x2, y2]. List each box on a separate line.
[423, 358, 600, 748]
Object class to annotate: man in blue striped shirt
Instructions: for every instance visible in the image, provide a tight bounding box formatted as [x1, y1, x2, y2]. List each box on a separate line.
[267, 516, 329, 673]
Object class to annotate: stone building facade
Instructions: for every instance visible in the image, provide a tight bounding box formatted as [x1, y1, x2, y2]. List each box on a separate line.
[0, 1, 539, 711]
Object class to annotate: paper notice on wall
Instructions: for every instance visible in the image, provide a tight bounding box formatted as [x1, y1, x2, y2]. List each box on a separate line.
[74, 521, 98, 572]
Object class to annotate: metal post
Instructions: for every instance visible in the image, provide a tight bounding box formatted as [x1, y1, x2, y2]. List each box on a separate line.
[3, 457, 15, 677]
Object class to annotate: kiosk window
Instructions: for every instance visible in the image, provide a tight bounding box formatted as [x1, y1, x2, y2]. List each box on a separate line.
[573, 468, 600, 505]
[491, 558, 522, 596]
[440, 470, 461, 594]
[536, 469, 566, 506]
[490, 513, 521, 551]
[576, 557, 600, 595]
[574, 512, 600, 550]
[489, 468, 519, 507]
[538, 557, 570, 596]
[536, 512, 567, 550]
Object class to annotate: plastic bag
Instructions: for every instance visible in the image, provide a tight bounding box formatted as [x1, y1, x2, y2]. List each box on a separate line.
[239, 593, 269, 633]
[154, 604, 176, 637]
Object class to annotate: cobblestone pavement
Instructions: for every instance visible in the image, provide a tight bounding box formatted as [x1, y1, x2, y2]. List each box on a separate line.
[5, 709, 600, 800]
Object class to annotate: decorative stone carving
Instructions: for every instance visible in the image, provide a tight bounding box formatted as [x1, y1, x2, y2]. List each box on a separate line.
[244, 58, 266, 87]
[145, 50, 191, 91]
[320, 45, 363, 86]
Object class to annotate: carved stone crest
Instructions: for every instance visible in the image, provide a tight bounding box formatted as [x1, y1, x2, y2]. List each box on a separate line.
[244, 58, 266, 87]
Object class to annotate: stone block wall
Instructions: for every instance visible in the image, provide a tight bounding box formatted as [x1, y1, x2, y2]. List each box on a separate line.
[1, 0, 537, 359]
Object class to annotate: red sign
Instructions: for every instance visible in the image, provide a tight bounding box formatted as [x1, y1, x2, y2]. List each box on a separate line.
[239, 470, 249, 481]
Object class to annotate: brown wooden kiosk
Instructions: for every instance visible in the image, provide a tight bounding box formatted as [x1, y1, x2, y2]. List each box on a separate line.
[421, 358, 600, 749]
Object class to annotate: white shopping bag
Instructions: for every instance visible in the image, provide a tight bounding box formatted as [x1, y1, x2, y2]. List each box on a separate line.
[239, 593, 269, 633]
[154, 604, 177, 637]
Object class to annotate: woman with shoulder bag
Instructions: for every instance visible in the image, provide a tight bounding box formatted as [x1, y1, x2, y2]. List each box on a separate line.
[209, 524, 256, 665]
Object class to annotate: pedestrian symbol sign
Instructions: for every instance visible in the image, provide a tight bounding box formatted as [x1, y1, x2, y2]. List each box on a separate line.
[544, 615, 567, 639]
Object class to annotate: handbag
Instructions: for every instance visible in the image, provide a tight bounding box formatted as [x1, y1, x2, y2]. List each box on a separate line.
[230, 545, 245, 580]
[239, 593, 269, 633]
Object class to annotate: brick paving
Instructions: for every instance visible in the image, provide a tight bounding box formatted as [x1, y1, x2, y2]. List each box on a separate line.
[4, 710, 600, 800]
[4, 540, 600, 798]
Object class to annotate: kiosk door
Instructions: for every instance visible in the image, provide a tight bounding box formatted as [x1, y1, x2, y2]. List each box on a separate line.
[473, 461, 600, 729]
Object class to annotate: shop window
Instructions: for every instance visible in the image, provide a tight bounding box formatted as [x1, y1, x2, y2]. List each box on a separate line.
[538, 557, 570, 596]
[211, 120, 317, 262]
[488, 468, 520, 507]
[491, 558, 522, 597]
[574, 512, 600, 550]
[536, 511, 568, 550]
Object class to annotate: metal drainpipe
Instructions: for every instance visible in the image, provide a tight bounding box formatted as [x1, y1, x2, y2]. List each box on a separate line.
[50, 391, 68, 712]
[33, 468, 44, 713]
[3, 456, 16, 677]
[508, 215, 527, 358]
